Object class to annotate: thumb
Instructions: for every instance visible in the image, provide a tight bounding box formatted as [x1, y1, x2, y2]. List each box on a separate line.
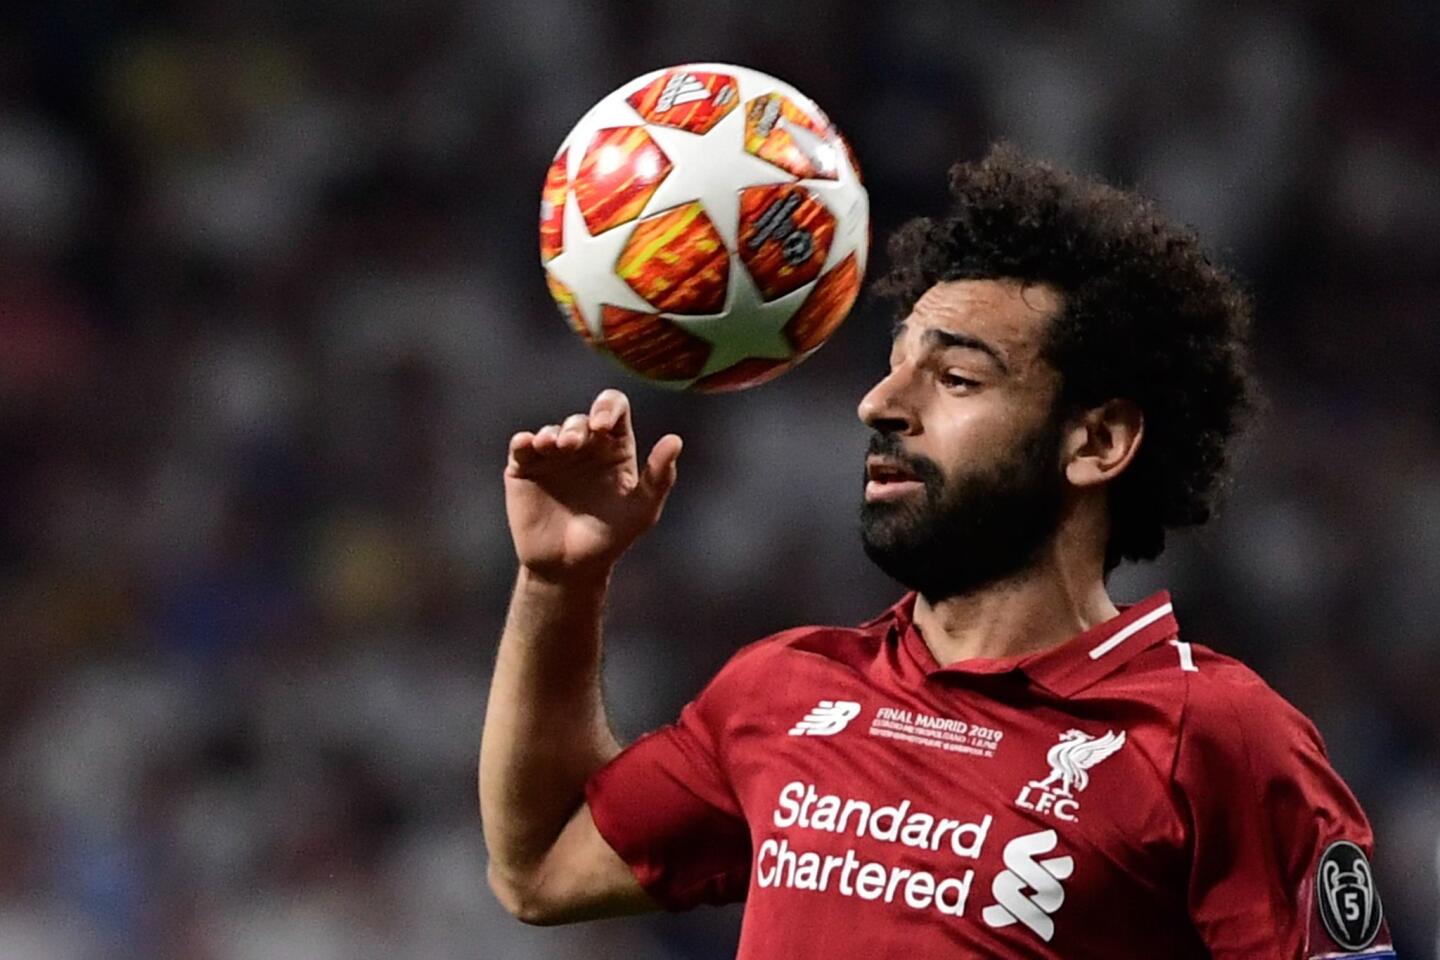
[640, 434, 683, 504]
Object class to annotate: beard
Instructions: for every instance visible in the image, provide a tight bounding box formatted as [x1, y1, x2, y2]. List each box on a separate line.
[860, 409, 1067, 603]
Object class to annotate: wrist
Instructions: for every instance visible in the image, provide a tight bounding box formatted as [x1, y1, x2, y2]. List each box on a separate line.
[516, 562, 614, 597]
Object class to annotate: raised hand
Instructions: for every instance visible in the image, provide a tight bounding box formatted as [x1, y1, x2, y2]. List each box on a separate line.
[504, 389, 683, 583]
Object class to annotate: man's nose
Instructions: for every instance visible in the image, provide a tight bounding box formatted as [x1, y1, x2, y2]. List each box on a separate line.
[857, 367, 919, 435]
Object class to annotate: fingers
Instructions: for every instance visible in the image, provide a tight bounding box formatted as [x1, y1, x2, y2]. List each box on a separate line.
[641, 433, 684, 501]
[508, 431, 539, 468]
[588, 388, 631, 436]
[555, 412, 590, 450]
[531, 423, 561, 453]
[507, 390, 643, 478]
[506, 427, 555, 476]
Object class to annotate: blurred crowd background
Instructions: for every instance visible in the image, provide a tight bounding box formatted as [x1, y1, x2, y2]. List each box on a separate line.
[2, 0, 1438, 956]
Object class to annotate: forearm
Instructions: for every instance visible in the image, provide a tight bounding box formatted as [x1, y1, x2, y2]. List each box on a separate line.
[480, 566, 623, 882]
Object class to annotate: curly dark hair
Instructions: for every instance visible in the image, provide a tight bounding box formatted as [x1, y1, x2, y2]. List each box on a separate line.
[875, 144, 1258, 572]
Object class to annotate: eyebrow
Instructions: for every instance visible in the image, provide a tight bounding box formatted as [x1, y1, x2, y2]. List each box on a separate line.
[892, 321, 1010, 375]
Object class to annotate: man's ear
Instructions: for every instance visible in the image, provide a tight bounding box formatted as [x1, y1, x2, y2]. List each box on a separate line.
[1063, 399, 1144, 488]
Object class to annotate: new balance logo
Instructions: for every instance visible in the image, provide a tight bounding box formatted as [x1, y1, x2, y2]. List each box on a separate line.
[788, 700, 861, 737]
[982, 829, 1073, 942]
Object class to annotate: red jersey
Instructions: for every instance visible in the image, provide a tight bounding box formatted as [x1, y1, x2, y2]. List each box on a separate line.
[586, 590, 1394, 958]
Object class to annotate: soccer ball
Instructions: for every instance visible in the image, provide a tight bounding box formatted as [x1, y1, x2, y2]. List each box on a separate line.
[539, 63, 869, 392]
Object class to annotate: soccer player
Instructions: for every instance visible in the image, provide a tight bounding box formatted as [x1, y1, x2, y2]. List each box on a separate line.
[480, 146, 1393, 957]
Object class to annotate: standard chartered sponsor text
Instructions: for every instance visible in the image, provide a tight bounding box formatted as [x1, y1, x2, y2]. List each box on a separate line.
[756, 780, 992, 916]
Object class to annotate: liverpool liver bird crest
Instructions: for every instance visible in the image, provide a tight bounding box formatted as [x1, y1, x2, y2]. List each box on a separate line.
[1031, 729, 1127, 796]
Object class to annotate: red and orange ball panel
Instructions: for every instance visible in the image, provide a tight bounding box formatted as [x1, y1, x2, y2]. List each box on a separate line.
[737, 184, 836, 301]
[784, 251, 860, 353]
[627, 70, 739, 135]
[743, 94, 838, 180]
[617, 201, 730, 314]
[574, 127, 673, 235]
[600, 308, 711, 382]
[538, 149, 567, 262]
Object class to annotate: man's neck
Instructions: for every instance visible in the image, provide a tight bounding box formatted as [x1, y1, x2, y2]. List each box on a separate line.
[911, 563, 1119, 666]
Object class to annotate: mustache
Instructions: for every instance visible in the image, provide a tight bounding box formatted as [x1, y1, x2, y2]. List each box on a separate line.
[865, 433, 945, 487]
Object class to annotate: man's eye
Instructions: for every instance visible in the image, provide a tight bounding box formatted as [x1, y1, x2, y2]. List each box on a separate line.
[940, 372, 979, 389]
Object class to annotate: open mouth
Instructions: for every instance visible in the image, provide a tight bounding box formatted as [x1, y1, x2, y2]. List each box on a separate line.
[865, 458, 925, 500]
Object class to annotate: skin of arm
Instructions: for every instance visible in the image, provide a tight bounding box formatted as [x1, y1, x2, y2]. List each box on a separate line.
[480, 389, 681, 924]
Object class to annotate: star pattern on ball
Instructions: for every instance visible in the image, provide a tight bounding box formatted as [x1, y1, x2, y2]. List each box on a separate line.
[641, 112, 795, 253]
[669, 259, 813, 378]
[544, 179, 656, 335]
[542, 65, 870, 389]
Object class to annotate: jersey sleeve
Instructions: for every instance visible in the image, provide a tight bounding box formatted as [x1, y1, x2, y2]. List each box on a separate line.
[1175, 665, 1394, 959]
[584, 642, 769, 911]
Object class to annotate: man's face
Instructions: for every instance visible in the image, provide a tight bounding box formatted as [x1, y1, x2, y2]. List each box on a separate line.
[858, 278, 1070, 601]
